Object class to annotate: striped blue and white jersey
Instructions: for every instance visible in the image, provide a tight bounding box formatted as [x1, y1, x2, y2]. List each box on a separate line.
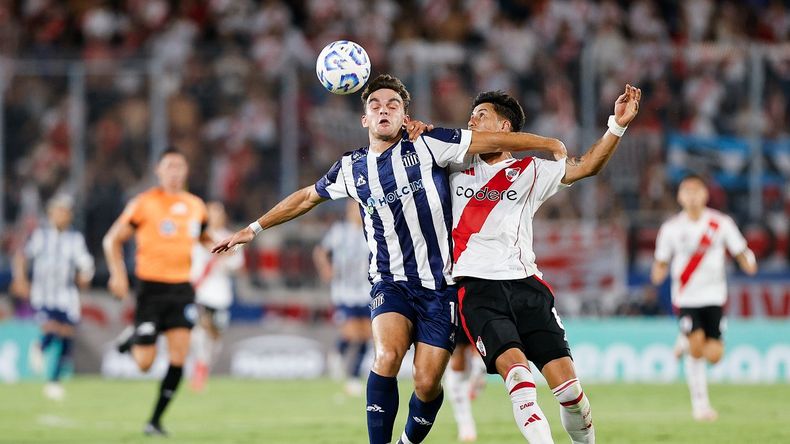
[320, 221, 371, 306]
[315, 128, 472, 290]
[24, 226, 95, 320]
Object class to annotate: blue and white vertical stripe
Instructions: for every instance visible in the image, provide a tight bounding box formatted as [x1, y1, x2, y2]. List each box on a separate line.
[25, 227, 95, 321]
[315, 128, 471, 290]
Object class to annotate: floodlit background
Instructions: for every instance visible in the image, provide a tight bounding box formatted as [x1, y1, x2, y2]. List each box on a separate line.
[0, 1, 788, 442]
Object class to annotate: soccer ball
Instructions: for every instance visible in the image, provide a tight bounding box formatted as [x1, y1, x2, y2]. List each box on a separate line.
[316, 40, 371, 95]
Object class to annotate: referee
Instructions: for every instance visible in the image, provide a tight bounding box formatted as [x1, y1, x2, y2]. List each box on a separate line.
[103, 147, 208, 436]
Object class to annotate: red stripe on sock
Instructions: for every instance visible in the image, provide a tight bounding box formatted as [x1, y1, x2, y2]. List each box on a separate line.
[509, 381, 536, 395]
[506, 363, 531, 376]
[552, 378, 578, 395]
[560, 391, 585, 407]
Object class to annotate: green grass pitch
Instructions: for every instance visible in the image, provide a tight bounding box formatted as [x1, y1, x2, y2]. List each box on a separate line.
[0, 377, 787, 443]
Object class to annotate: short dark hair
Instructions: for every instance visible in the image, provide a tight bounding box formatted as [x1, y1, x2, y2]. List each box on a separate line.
[472, 90, 526, 132]
[361, 74, 411, 112]
[158, 146, 184, 161]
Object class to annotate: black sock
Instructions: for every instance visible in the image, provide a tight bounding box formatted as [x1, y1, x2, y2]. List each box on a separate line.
[52, 337, 73, 382]
[150, 365, 183, 426]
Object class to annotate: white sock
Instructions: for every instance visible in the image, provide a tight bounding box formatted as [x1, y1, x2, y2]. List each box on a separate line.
[191, 326, 212, 365]
[552, 378, 594, 444]
[684, 356, 710, 413]
[505, 364, 554, 443]
[445, 369, 476, 439]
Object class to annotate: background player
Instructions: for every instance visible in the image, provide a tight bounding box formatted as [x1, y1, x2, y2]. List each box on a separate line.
[211, 74, 566, 444]
[451, 85, 640, 443]
[651, 174, 757, 421]
[103, 147, 208, 436]
[444, 333, 487, 442]
[313, 199, 373, 397]
[11, 194, 94, 401]
[189, 201, 243, 392]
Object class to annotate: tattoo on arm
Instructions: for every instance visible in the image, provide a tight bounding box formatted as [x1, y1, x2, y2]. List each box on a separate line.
[566, 157, 582, 166]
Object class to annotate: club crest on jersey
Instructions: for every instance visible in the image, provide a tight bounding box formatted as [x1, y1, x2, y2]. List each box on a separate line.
[505, 167, 521, 182]
[476, 336, 486, 356]
[159, 219, 177, 236]
[402, 151, 419, 167]
[357, 174, 367, 186]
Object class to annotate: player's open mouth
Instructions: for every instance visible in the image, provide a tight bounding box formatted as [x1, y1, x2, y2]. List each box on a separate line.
[378, 119, 391, 127]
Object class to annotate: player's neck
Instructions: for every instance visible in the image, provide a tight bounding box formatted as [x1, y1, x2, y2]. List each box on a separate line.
[685, 207, 705, 221]
[160, 185, 183, 195]
[481, 152, 511, 165]
[369, 131, 402, 153]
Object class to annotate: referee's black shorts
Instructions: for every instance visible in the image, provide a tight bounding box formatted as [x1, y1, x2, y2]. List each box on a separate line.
[134, 280, 196, 345]
[458, 275, 571, 374]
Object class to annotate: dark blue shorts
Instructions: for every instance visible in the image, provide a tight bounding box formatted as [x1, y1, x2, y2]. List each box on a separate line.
[369, 280, 458, 353]
[333, 303, 371, 324]
[36, 308, 78, 326]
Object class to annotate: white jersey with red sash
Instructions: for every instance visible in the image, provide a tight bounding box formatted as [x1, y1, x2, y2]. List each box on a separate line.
[449, 155, 568, 280]
[190, 228, 244, 309]
[655, 208, 748, 308]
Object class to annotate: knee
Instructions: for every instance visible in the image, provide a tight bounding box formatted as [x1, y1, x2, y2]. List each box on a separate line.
[705, 346, 724, 364]
[413, 372, 442, 401]
[373, 348, 405, 376]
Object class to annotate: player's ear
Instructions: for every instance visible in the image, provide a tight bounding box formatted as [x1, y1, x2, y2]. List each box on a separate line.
[361, 114, 368, 128]
[501, 119, 511, 132]
[403, 114, 411, 124]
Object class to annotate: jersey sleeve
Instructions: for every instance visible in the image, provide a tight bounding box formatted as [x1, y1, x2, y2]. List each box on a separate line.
[721, 216, 748, 256]
[654, 222, 673, 263]
[315, 159, 349, 200]
[24, 229, 44, 259]
[420, 128, 472, 167]
[531, 158, 569, 207]
[73, 233, 96, 279]
[118, 196, 144, 228]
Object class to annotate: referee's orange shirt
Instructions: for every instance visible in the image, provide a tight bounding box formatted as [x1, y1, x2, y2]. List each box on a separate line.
[119, 187, 208, 283]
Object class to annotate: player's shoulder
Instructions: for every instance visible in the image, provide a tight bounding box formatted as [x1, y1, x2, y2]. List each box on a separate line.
[661, 212, 685, 229]
[706, 208, 734, 224]
[341, 146, 369, 164]
[420, 127, 465, 144]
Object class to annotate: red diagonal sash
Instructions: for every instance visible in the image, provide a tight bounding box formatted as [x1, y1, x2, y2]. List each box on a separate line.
[452, 157, 533, 262]
[678, 219, 720, 291]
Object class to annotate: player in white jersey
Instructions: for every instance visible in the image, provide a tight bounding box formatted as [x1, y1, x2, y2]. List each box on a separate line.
[450, 86, 641, 443]
[212, 74, 567, 444]
[314, 200, 373, 396]
[11, 194, 95, 400]
[651, 175, 757, 421]
[189, 201, 243, 392]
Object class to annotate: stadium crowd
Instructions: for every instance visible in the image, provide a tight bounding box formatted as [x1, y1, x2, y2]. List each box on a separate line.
[1, 0, 788, 305]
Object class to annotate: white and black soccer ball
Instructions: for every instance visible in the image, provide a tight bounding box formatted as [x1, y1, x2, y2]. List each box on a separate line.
[315, 40, 371, 95]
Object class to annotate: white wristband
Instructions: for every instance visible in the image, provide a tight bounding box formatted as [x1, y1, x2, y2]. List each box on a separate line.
[248, 221, 263, 235]
[607, 115, 627, 137]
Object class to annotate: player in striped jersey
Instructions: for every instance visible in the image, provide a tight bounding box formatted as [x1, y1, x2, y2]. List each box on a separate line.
[212, 74, 566, 444]
[450, 85, 641, 443]
[11, 194, 95, 401]
[651, 175, 757, 422]
[313, 200, 373, 396]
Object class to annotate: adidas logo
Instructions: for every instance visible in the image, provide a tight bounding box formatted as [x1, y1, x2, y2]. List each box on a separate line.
[366, 404, 385, 413]
[523, 413, 542, 427]
[412, 416, 433, 426]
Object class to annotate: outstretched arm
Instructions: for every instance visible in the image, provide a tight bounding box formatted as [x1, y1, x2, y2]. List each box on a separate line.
[562, 84, 641, 185]
[212, 186, 327, 253]
[468, 131, 567, 160]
